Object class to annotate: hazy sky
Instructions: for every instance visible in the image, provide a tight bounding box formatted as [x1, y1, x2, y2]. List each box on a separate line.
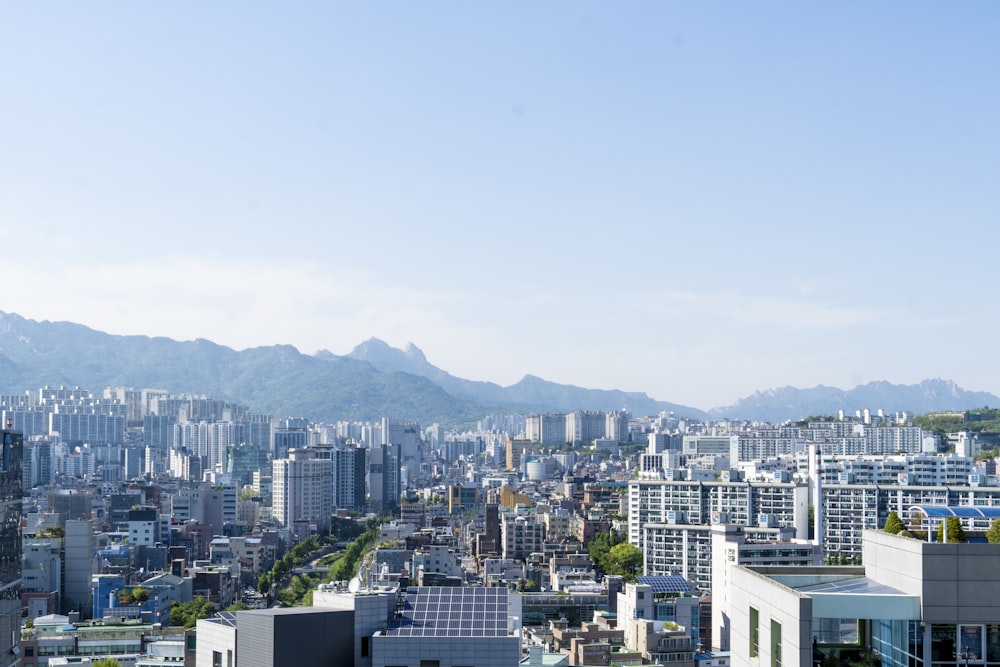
[2, 3, 999, 410]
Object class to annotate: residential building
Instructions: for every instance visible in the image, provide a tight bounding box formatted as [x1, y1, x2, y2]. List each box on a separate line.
[617, 576, 701, 650]
[272, 449, 332, 532]
[335, 446, 367, 512]
[502, 514, 545, 561]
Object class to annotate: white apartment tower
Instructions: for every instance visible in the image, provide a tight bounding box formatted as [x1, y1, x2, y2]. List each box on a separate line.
[272, 448, 333, 532]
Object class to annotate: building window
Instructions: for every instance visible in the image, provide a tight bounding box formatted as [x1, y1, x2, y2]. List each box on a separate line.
[771, 619, 782, 667]
[361, 636, 369, 657]
[750, 606, 760, 658]
[212, 651, 222, 667]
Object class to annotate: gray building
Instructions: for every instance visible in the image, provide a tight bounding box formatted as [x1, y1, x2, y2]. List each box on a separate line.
[238, 607, 354, 667]
[0, 429, 21, 667]
[368, 443, 401, 514]
[64, 519, 95, 617]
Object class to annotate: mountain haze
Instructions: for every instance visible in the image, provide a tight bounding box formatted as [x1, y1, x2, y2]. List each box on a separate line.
[710, 379, 1000, 423]
[0, 312, 995, 425]
[344, 338, 702, 417]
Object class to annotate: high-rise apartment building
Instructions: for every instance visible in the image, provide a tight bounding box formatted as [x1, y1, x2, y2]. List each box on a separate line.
[565, 410, 607, 445]
[334, 446, 366, 512]
[273, 449, 332, 531]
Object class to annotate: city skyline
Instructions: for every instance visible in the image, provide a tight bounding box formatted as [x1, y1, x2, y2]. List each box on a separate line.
[3, 4, 999, 409]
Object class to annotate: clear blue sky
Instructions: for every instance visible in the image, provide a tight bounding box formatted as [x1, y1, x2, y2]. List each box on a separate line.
[2, 3, 998, 410]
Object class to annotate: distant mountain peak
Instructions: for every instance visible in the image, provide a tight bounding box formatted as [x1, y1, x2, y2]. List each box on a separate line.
[349, 337, 397, 360]
[402, 342, 427, 362]
[711, 379, 1000, 422]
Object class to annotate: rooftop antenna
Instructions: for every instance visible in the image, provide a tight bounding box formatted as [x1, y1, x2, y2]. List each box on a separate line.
[348, 577, 361, 594]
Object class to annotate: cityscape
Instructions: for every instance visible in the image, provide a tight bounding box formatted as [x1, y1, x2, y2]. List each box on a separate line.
[0, 370, 998, 666]
[5, 3, 1000, 667]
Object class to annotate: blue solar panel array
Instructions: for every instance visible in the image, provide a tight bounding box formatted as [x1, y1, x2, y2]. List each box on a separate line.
[215, 611, 238, 627]
[385, 587, 510, 637]
[637, 575, 694, 595]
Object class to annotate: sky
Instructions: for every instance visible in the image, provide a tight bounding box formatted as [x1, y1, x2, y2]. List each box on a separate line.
[2, 3, 999, 410]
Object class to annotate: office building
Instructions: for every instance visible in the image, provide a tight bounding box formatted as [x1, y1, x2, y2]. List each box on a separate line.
[727, 524, 1000, 667]
[271, 425, 308, 460]
[709, 524, 821, 651]
[0, 429, 19, 667]
[368, 444, 400, 514]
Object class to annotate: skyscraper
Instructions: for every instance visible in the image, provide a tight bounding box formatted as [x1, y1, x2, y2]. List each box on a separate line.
[0, 428, 22, 666]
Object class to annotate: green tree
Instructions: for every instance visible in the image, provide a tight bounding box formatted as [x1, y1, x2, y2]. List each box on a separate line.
[987, 519, 1000, 544]
[170, 596, 217, 629]
[883, 511, 905, 535]
[586, 531, 625, 574]
[257, 573, 271, 595]
[936, 517, 968, 543]
[92, 660, 123, 667]
[605, 543, 644, 582]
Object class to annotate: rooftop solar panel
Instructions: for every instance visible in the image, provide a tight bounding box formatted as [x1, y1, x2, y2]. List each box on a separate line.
[385, 587, 511, 637]
[637, 575, 694, 594]
[214, 611, 238, 627]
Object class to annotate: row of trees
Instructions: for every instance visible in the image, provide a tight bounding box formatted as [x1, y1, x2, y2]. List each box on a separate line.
[883, 510, 1000, 543]
[258, 534, 332, 597]
[169, 596, 218, 629]
[260, 518, 385, 607]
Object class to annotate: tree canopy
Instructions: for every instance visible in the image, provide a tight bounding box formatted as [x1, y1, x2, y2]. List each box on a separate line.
[604, 543, 644, 582]
[118, 587, 152, 605]
[935, 517, 967, 543]
[170, 596, 216, 629]
[883, 511, 905, 535]
[987, 519, 1000, 544]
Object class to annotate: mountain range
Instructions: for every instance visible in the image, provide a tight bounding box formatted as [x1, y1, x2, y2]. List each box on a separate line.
[0, 311, 996, 425]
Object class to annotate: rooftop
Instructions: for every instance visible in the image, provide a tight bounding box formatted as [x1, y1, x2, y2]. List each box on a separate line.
[383, 587, 514, 638]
